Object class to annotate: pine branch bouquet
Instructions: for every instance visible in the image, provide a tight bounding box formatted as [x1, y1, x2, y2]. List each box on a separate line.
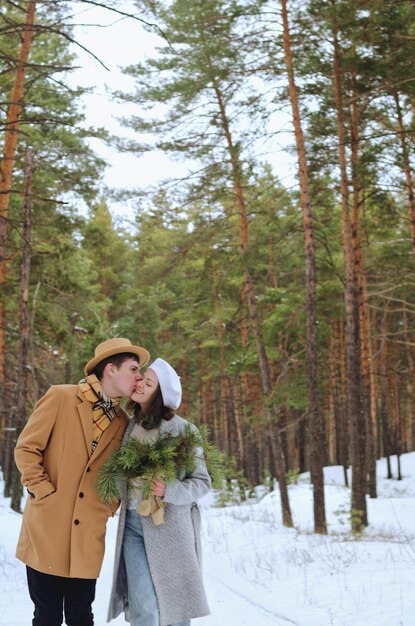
[97, 423, 224, 505]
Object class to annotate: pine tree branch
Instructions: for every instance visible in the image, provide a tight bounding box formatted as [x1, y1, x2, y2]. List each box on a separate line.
[96, 424, 224, 502]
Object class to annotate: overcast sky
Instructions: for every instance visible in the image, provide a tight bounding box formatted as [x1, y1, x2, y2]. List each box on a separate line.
[68, 2, 296, 223]
[66, 3, 186, 221]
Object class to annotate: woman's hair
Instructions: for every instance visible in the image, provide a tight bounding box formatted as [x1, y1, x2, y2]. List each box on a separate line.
[126, 385, 175, 430]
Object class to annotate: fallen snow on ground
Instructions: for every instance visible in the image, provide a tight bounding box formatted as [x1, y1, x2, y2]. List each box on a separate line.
[1, 453, 415, 625]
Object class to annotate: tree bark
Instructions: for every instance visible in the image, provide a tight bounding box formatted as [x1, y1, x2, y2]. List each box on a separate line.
[231, 377, 245, 472]
[281, 0, 326, 533]
[0, 0, 36, 443]
[337, 319, 349, 486]
[332, 27, 367, 530]
[213, 269, 231, 457]
[10, 147, 33, 512]
[393, 89, 415, 254]
[350, 66, 377, 499]
[360, 270, 377, 497]
[211, 81, 293, 527]
[403, 302, 415, 450]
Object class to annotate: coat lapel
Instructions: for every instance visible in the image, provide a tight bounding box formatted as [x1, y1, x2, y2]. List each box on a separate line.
[76, 388, 93, 457]
[92, 406, 125, 462]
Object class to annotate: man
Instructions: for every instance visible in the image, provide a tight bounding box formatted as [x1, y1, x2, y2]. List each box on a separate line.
[14, 337, 150, 626]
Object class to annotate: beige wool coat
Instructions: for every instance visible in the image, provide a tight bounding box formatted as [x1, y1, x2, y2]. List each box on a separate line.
[15, 384, 129, 579]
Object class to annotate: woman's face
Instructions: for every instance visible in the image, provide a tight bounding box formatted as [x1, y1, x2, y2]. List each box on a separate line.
[130, 368, 159, 410]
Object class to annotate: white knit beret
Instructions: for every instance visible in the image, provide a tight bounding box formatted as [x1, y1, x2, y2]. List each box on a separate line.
[148, 358, 182, 410]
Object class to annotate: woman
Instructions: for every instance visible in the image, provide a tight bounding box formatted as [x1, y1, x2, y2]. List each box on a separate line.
[108, 358, 211, 626]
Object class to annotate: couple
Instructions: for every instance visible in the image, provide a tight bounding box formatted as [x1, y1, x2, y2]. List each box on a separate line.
[14, 338, 211, 626]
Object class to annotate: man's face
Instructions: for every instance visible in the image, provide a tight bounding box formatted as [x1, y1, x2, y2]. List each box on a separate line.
[107, 358, 142, 398]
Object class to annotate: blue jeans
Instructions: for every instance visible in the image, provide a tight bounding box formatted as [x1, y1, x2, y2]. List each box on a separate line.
[123, 510, 190, 626]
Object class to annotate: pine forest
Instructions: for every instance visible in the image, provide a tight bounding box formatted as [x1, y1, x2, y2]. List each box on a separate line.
[2, 0, 415, 535]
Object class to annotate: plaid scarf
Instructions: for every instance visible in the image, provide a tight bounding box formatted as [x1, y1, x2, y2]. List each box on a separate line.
[78, 374, 120, 454]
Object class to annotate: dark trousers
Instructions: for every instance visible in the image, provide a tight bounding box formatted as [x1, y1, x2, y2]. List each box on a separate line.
[26, 566, 96, 626]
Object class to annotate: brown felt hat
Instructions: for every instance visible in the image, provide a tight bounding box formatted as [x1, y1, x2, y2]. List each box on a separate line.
[84, 337, 150, 375]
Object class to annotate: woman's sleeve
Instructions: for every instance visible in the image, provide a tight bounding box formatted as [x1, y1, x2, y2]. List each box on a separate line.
[163, 425, 212, 505]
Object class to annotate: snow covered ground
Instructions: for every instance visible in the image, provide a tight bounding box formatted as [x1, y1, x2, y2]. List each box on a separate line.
[2, 453, 415, 625]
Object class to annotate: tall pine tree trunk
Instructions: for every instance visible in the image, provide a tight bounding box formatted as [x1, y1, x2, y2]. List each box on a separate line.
[213, 269, 231, 457]
[10, 147, 33, 512]
[281, 0, 326, 534]
[231, 377, 245, 472]
[393, 89, 415, 254]
[0, 1, 36, 461]
[212, 82, 292, 527]
[332, 28, 367, 530]
[329, 329, 345, 470]
[360, 269, 377, 497]
[350, 67, 376, 498]
[403, 302, 415, 449]
[337, 319, 349, 486]
[240, 311, 256, 476]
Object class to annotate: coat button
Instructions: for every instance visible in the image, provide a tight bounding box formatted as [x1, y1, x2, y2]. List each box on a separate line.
[79, 492, 84, 498]
[74, 519, 80, 525]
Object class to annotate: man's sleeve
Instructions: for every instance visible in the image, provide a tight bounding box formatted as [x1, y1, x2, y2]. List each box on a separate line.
[14, 386, 60, 500]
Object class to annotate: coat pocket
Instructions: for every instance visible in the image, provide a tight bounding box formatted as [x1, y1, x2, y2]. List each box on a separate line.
[191, 502, 203, 564]
[31, 489, 57, 504]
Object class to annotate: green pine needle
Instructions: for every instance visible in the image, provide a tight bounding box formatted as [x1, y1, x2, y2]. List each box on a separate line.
[96, 423, 225, 503]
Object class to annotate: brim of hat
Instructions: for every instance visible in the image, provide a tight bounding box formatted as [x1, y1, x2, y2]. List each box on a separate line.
[84, 345, 150, 375]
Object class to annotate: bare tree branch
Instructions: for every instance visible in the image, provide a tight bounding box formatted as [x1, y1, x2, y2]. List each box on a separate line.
[75, 0, 170, 42]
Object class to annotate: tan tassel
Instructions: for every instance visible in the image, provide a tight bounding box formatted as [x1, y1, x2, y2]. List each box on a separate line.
[137, 495, 165, 526]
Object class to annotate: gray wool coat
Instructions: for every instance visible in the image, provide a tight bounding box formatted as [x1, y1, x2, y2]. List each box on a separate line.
[107, 414, 211, 626]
